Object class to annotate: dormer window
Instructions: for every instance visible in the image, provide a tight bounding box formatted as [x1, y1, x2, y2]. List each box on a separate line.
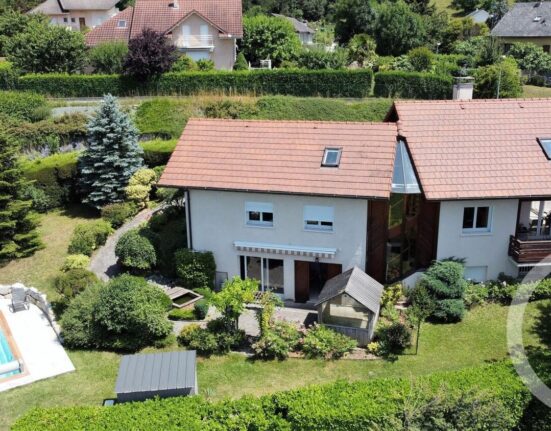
[117, 20, 127, 28]
[538, 138, 551, 159]
[322, 148, 342, 167]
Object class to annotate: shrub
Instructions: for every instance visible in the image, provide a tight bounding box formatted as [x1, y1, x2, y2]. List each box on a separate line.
[301, 324, 357, 359]
[171, 55, 197, 72]
[194, 299, 209, 320]
[252, 331, 293, 360]
[67, 220, 113, 256]
[474, 57, 522, 99]
[196, 59, 215, 71]
[374, 71, 453, 99]
[174, 249, 216, 290]
[407, 46, 434, 72]
[59, 283, 102, 348]
[16, 69, 374, 98]
[61, 254, 90, 272]
[124, 168, 157, 208]
[234, 52, 248, 70]
[464, 282, 489, 308]
[53, 268, 98, 299]
[432, 298, 466, 322]
[168, 308, 196, 321]
[89, 41, 128, 74]
[115, 229, 157, 270]
[177, 324, 218, 355]
[381, 283, 403, 307]
[376, 322, 412, 355]
[295, 47, 348, 70]
[0, 61, 18, 90]
[203, 99, 259, 119]
[533, 277, 551, 300]
[140, 139, 178, 165]
[20, 184, 56, 213]
[0, 91, 48, 122]
[101, 202, 138, 228]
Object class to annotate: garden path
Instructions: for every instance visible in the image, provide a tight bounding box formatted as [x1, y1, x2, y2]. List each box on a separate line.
[89, 208, 156, 282]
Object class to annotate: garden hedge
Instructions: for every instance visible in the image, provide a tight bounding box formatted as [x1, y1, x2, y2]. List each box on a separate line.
[12, 362, 535, 431]
[373, 71, 453, 99]
[0, 61, 18, 90]
[16, 69, 374, 98]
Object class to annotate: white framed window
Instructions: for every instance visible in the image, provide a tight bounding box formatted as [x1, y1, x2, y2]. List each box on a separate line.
[304, 205, 334, 232]
[462, 206, 492, 233]
[322, 147, 342, 167]
[240, 256, 284, 295]
[245, 202, 273, 227]
[117, 20, 127, 28]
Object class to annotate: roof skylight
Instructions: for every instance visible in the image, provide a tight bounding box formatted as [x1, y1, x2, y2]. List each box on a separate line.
[538, 138, 551, 160]
[117, 20, 127, 28]
[322, 148, 342, 167]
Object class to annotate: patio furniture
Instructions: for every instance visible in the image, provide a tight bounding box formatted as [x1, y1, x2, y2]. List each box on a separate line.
[10, 287, 29, 313]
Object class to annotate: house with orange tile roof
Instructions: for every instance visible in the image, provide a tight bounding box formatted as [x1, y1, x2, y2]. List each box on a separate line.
[85, 0, 243, 70]
[159, 99, 551, 302]
[29, 0, 119, 31]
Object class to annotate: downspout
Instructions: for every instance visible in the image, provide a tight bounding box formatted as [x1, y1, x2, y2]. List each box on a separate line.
[185, 190, 193, 249]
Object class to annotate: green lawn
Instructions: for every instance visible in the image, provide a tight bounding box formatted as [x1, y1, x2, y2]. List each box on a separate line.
[523, 85, 551, 98]
[1, 300, 549, 430]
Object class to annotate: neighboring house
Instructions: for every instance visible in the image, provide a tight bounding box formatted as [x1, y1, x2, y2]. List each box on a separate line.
[492, 1, 551, 53]
[466, 8, 490, 24]
[273, 14, 315, 45]
[159, 99, 551, 302]
[29, 0, 119, 31]
[85, 0, 243, 70]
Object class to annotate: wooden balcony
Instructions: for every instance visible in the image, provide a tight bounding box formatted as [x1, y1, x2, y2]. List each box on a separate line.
[508, 235, 551, 264]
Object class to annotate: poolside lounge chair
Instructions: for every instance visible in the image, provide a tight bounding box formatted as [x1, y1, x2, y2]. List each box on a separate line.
[11, 286, 29, 312]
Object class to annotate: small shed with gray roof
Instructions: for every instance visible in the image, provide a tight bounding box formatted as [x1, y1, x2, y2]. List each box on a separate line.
[115, 351, 197, 403]
[316, 266, 383, 346]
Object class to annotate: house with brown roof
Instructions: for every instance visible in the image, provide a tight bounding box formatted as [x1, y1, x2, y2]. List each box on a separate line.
[85, 0, 243, 70]
[159, 99, 551, 302]
[29, 0, 119, 31]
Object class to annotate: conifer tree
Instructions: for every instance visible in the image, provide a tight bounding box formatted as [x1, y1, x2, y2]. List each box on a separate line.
[78, 94, 143, 208]
[0, 132, 42, 260]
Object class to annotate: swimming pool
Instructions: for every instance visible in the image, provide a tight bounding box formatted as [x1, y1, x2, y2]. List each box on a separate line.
[0, 329, 20, 379]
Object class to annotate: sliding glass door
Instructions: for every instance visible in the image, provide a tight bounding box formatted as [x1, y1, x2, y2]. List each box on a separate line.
[240, 256, 284, 295]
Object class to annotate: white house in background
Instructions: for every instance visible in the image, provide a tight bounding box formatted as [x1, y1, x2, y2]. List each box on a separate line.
[273, 14, 315, 45]
[85, 0, 243, 70]
[29, 0, 119, 30]
[159, 99, 551, 302]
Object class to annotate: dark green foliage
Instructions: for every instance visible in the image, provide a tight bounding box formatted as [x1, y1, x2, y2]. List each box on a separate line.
[5, 20, 86, 73]
[171, 54, 197, 72]
[334, 0, 378, 44]
[474, 57, 522, 99]
[301, 324, 357, 359]
[61, 275, 172, 351]
[100, 202, 137, 228]
[0, 90, 48, 121]
[20, 184, 55, 213]
[407, 46, 434, 72]
[78, 94, 143, 208]
[167, 308, 196, 321]
[0, 61, 18, 89]
[375, 322, 412, 354]
[89, 41, 128, 74]
[234, 52, 248, 70]
[451, 0, 479, 13]
[67, 220, 112, 256]
[294, 47, 348, 69]
[21, 151, 79, 207]
[196, 59, 215, 71]
[0, 9, 47, 56]
[252, 331, 294, 360]
[374, 1, 427, 56]
[194, 299, 209, 320]
[374, 71, 452, 99]
[53, 268, 98, 299]
[177, 318, 245, 356]
[174, 248, 216, 289]
[418, 260, 467, 322]
[13, 362, 531, 431]
[204, 99, 259, 119]
[123, 28, 177, 80]
[115, 228, 157, 270]
[16, 69, 374, 98]
[0, 132, 42, 260]
[140, 140, 177, 166]
[241, 15, 301, 67]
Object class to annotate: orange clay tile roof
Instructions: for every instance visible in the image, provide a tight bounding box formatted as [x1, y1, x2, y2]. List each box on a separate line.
[158, 119, 399, 199]
[393, 98, 551, 200]
[86, 0, 243, 46]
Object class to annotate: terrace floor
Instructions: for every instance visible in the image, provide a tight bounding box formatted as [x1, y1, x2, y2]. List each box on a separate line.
[0, 300, 74, 392]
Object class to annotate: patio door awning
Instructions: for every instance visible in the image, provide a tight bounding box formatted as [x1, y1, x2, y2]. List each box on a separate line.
[234, 241, 337, 259]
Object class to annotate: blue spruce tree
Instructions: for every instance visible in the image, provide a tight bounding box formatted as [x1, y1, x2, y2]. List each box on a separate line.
[79, 94, 143, 208]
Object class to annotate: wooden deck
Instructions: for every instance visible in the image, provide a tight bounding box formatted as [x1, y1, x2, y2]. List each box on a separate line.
[508, 235, 551, 264]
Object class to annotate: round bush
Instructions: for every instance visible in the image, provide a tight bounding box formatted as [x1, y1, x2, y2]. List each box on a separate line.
[252, 332, 292, 360]
[101, 202, 137, 228]
[301, 324, 357, 359]
[61, 254, 90, 272]
[177, 324, 218, 356]
[376, 322, 412, 355]
[193, 299, 209, 320]
[53, 268, 98, 299]
[432, 299, 465, 323]
[115, 229, 157, 270]
[174, 248, 216, 289]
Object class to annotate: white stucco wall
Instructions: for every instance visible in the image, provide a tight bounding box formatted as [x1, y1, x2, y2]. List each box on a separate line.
[172, 14, 236, 70]
[50, 8, 118, 30]
[189, 190, 368, 300]
[436, 199, 519, 280]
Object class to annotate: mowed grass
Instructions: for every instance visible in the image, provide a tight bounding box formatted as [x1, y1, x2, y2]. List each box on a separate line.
[1, 300, 549, 429]
[0, 205, 98, 299]
[523, 85, 551, 98]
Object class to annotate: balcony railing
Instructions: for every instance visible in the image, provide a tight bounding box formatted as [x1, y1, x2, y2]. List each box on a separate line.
[508, 235, 551, 264]
[174, 35, 214, 49]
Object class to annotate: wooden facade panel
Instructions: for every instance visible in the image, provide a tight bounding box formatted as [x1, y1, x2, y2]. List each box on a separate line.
[366, 200, 389, 283]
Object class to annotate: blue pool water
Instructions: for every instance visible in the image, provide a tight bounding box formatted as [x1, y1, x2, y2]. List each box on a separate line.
[0, 329, 19, 379]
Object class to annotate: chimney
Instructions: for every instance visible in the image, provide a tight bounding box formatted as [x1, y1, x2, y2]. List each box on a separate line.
[169, 0, 179, 8]
[453, 76, 474, 100]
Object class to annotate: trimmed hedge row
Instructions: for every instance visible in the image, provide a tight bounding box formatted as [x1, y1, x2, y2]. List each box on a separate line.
[12, 362, 533, 431]
[16, 69, 374, 98]
[374, 71, 453, 99]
